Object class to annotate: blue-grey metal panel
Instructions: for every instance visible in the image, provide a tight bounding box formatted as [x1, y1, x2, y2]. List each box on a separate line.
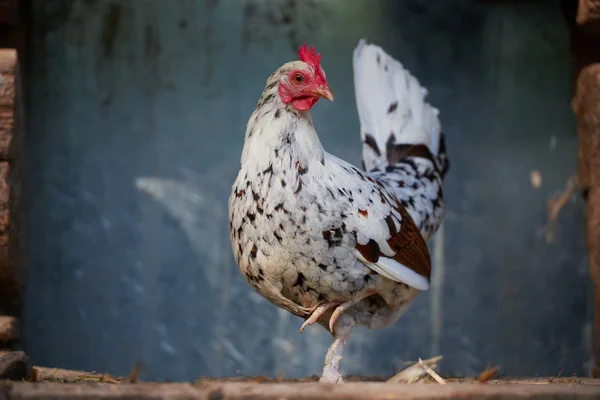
[23, 0, 592, 381]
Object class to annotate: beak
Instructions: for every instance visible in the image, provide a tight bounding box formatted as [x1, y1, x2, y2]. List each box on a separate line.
[310, 86, 334, 102]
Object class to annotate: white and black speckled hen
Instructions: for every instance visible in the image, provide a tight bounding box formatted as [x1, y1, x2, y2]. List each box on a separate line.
[228, 40, 449, 383]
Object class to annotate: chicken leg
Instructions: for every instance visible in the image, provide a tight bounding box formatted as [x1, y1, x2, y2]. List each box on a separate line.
[319, 313, 355, 383]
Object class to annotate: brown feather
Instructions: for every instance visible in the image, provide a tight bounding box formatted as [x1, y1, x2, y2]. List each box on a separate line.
[388, 201, 431, 279]
[356, 239, 380, 263]
[386, 143, 435, 166]
[355, 198, 431, 282]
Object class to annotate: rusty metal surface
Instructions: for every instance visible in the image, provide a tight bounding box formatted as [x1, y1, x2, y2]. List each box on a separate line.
[22, 0, 591, 381]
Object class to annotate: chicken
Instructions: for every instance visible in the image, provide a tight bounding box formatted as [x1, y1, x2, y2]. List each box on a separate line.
[228, 40, 449, 383]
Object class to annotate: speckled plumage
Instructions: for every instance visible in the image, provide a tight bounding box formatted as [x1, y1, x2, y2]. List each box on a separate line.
[228, 40, 448, 382]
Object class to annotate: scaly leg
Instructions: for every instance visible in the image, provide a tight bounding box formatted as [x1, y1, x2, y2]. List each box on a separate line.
[320, 314, 355, 383]
[299, 301, 339, 334]
[328, 289, 376, 332]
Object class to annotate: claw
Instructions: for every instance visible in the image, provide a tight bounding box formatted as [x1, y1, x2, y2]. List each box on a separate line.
[299, 302, 339, 334]
[328, 289, 377, 332]
[328, 304, 350, 332]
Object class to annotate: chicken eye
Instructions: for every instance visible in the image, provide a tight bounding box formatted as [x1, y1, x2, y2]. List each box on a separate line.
[293, 74, 304, 83]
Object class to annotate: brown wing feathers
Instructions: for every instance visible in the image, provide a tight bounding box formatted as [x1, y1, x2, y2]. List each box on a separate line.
[355, 197, 431, 281]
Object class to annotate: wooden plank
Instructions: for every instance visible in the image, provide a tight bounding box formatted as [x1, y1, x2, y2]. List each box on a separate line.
[1, 381, 600, 400]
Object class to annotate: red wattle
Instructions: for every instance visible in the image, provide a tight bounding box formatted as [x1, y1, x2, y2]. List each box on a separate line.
[278, 83, 318, 111]
[292, 97, 318, 111]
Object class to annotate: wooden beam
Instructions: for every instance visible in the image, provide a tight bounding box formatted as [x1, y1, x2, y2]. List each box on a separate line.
[0, 381, 600, 400]
[0, 50, 18, 160]
[563, 0, 600, 378]
[573, 64, 600, 378]
[0, 49, 26, 306]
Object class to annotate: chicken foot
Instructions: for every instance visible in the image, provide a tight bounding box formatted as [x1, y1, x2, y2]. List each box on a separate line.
[299, 301, 339, 334]
[299, 289, 377, 335]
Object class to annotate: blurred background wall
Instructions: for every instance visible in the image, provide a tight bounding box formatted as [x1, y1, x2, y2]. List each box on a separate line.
[22, 0, 592, 381]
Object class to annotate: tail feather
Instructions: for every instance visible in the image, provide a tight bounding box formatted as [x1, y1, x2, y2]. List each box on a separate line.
[352, 39, 446, 174]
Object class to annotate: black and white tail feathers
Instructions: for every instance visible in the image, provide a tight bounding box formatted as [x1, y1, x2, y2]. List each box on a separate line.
[352, 39, 449, 177]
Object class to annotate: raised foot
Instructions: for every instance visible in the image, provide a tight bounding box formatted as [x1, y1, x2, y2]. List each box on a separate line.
[328, 289, 376, 332]
[299, 302, 339, 334]
[300, 290, 377, 334]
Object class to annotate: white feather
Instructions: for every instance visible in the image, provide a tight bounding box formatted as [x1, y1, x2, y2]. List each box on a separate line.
[352, 39, 442, 171]
[355, 250, 429, 291]
[375, 257, 430, 291]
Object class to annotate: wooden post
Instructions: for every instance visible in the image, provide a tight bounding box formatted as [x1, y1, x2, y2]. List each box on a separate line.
[0, 49, 25, 313]
[0, 0, 28, 380]
[0, 0, 26, 353]
[564, 0, 600, 378]
[573, 65, 600, 378]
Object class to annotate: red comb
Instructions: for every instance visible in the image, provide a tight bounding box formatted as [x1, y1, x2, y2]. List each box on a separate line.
[298, 44, 326, 83]
[298, 44, 322, 69]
